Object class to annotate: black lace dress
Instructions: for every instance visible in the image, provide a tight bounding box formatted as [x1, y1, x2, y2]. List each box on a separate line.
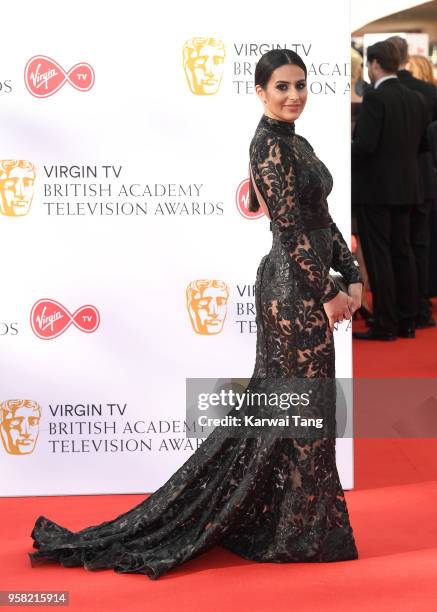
[29, 114, 363, 580]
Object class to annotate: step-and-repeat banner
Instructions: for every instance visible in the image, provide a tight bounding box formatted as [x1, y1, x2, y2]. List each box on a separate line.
[0, 0, 355, 495]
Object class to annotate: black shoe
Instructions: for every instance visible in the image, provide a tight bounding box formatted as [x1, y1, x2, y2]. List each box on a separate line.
[415, 316, 436, 329]
[397, 325, 415, 338]
[353, 327, 397, 341]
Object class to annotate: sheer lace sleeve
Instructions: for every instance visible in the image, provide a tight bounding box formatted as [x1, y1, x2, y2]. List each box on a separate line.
[250, 135, 340, 304]
[328, 215, 364, 286]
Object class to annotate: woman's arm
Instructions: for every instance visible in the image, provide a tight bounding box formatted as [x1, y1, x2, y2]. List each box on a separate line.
[250, 135, 340, 304]
[328, 215, 364, 286]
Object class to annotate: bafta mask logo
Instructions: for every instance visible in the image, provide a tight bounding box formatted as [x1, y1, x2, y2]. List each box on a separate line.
[236, 177, 264, 220]
[186, 279, 229, 335]
[182, 38, 226, 95]
[0, 399, 41, 455]
[0, 160, 35, 217]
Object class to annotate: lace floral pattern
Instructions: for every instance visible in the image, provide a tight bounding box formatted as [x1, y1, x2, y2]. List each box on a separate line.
[28, 114, 362, 580]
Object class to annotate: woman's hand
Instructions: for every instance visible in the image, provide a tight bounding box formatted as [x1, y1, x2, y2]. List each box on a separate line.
[347, 282, 363, 316]
[323, 290, 354, 332]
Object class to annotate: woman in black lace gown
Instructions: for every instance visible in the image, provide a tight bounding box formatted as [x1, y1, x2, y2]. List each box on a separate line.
[28, 49, 363, 580]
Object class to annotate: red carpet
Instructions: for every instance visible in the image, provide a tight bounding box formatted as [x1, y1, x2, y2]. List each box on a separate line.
[2, 300, 437, 611]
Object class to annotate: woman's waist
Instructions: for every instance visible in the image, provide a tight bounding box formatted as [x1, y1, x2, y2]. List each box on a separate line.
[270, 225, 332, 256]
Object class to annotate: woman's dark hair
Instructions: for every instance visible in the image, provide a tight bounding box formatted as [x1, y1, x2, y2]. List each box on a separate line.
[366, 40, 401, 73]
[249, 49, 307, 213]
[254, 48, 307, 89]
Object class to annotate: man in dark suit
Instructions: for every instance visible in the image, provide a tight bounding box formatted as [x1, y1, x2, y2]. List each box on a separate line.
[352, 40, 429, 340]
[388, 36, 437, 329]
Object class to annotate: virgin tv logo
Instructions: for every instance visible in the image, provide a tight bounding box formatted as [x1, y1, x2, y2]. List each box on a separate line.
[236, 177, 263, 220]
[24, 55, 95, 98]
[30, 299, 100, 339]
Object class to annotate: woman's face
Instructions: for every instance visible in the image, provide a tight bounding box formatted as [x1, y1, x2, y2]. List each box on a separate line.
[256, 64, 307, 122]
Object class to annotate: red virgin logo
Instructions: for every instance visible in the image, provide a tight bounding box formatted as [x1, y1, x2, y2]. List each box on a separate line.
[30, 299, 100, 339]
[236, 178, 264, 220]
[24, 55, 95, 98]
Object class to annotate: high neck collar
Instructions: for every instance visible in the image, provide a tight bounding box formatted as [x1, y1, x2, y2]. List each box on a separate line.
[259, 113, 295, 137]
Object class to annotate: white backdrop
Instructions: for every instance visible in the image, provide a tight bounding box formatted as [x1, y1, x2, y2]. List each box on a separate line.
[0, 0, 355, 495]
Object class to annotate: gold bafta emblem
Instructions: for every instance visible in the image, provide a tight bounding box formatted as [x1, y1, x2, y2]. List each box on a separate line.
[182, 38, 226, 95]
[186, 280, 229, 335]
[0, 399, 41, 455]
[0, 160, 36, 216]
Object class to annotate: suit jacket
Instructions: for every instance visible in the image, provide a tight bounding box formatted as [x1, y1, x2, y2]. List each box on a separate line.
[397, 69, 437, 121]
[428, 120, 437, 169]
[397, 69, 437, 199]
[352, 77, 429, 206]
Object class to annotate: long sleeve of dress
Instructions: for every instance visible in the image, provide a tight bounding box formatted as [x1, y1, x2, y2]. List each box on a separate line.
[328, 215, 364, 286]
[251, 135, 340, 304]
